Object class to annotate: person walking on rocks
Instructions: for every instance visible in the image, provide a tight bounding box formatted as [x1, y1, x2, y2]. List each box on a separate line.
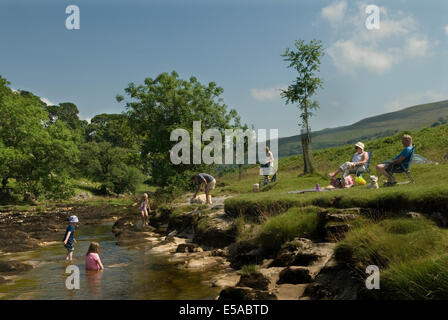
[192, 173, 216, 205]
[63, 215, 79, 261]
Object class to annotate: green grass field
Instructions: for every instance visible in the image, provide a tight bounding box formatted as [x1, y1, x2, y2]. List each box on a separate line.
[213, 123, 448, 299]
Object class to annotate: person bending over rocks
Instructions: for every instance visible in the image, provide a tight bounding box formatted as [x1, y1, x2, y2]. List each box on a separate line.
[191, 173, 216, 205]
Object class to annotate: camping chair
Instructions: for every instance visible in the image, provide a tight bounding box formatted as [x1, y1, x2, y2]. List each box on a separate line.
[350, 151, 372, 177]
[388, 146, 415, 183]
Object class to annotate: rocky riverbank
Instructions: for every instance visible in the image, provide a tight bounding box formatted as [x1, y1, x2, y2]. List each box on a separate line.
[110, 194, 366, 300]
[0, 196, 366, 300]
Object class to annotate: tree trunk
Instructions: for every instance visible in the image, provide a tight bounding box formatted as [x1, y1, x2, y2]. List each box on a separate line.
[300, 96, 315, 174]
[238, 164, 243, 181]
[301, 129, 315, 174]
[1, 178, 7, 190]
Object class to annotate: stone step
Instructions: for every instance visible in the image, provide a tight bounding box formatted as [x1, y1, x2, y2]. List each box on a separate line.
[277, 266, 314, 284]
[325, 224, 352, 241]
[276, 284, 309, 300]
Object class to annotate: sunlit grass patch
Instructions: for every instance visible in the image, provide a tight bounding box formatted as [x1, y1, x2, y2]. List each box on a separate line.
[256, 206, 325, 254]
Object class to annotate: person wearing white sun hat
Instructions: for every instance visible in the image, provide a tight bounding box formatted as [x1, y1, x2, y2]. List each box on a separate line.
[63, 215, 79, 261]
[328, 141, 369, 178]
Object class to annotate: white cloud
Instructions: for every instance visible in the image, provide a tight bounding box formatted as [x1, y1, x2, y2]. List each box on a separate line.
[444, 24, 448, 35]
[321, 1, 347, 26]
[385, 90, 447, 111]
[328, 40, 396, 74]
[250, 86, 286, 101]
[331, 100, 340, 106]
[40, 97, 55, 106]
[324, 2, 436, 74]
[405, 36, 429, 58]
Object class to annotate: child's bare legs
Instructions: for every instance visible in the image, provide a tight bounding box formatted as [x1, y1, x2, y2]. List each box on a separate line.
[141, 209, 148, 227]
[66, 250, 73, 261]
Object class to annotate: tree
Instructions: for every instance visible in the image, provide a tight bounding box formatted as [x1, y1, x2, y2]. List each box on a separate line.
[79, 141, 143, 194]
[0, 78, 80, 199]
[44, 102, 88, 144]
[116, 71, 240, 189]
[85, 113, 137, 149]
[281, 39, 324, 174]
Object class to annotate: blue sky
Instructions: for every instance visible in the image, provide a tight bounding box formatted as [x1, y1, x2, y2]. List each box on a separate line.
[1, 0, 448, 138]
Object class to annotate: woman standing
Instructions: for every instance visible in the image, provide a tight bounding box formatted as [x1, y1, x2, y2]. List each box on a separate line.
[261, 146, 275, 183]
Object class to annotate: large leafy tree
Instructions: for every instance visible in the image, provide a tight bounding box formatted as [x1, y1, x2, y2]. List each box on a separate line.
[0, 76, 80, 199]
[79, 141, 143, 194]
[85, 113, 137, 149]
[281, 39, 324, 174]
[116, 71, 240, 188]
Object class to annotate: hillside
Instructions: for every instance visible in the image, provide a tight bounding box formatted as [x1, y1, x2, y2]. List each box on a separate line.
[276, 99, 448, 158]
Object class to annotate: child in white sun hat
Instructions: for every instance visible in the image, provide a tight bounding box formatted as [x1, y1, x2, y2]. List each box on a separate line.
[63, 215, 79, 261]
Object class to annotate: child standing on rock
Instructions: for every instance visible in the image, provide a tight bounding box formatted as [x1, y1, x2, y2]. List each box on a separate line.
[63, 215, 79, 261]
[140, 193, 152, 227]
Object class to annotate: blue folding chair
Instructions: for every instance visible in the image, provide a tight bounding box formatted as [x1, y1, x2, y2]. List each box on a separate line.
[387, 146, 415, 183]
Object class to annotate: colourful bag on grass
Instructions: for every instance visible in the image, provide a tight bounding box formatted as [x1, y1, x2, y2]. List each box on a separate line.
[355, 176, 367, 185]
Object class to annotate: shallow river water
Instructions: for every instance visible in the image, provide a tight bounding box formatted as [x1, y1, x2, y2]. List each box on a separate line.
[0, 223, 221, 300]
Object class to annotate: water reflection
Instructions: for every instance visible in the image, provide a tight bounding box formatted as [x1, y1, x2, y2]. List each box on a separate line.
[86, 270, 103, 299]
[0, 223, 220, 300]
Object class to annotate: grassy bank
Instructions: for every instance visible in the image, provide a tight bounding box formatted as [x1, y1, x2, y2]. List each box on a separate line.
[335, 216, 448, 299]
[212, 124, 448, 299]
[220, 124, 448, 218]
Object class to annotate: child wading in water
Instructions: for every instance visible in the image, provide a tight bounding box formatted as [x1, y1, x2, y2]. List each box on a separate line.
[140, 192, 152, 227]
[63, 215, 79, 261]
[85, 242, 104, 271]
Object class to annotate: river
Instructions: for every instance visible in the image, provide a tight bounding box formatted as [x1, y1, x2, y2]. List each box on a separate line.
[0, 222, 221, 299]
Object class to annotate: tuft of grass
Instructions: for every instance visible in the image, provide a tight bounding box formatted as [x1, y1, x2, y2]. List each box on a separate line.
[240, 264, 258, 275]
[172, 204, 208, 216]
[235, 216, 259, 242]
[334, 217, 448, 268]
[381, 255, 448, 299]
[333, 216, 448, 299]
[256, 206, 324, 254]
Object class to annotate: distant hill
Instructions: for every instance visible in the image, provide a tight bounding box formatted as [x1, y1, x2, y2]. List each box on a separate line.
[274, 100, 448, 158]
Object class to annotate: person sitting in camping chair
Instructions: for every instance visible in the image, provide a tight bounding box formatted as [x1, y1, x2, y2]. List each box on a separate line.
[376, 134, 414, 187]
[328, 142, 369, 178]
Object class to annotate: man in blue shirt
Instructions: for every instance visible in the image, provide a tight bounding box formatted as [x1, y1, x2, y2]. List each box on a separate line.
[376, 134, 414, 186]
